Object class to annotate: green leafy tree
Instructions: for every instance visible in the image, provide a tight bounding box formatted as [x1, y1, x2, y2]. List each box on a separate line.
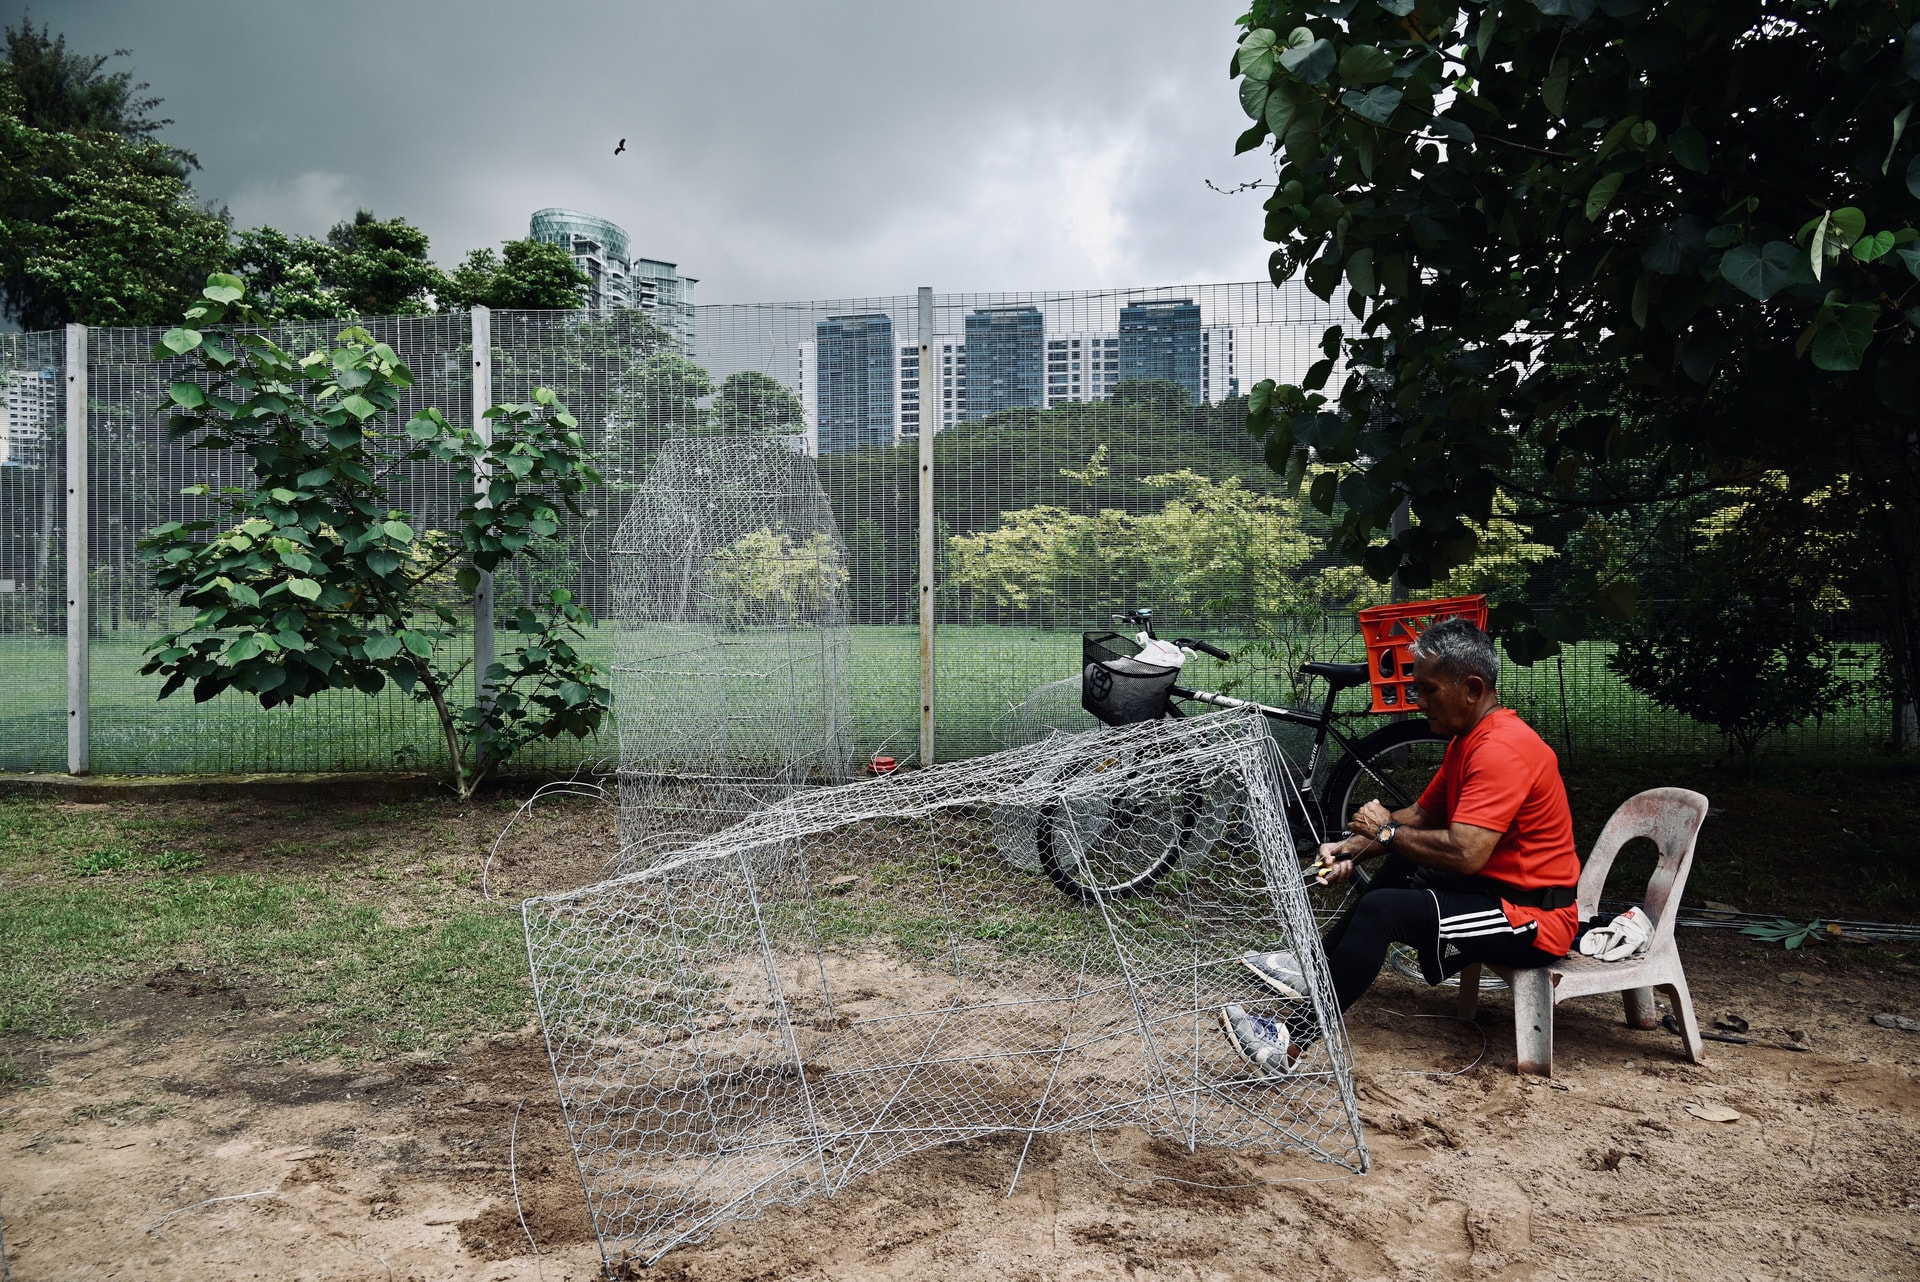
[324, 209, 445, 315]
[0, 25, 226, 327]
[227, 225, 345, 321]
[715, 370, 805, 435]
[612, 351, 715, 445]
[443, 238, 591, 310]
[705, 528, 850, 629]
[1230, 1, 1920, 719]
[137, 273, 611, 798]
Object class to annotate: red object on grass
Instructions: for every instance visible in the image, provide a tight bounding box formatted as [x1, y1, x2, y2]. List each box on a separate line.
[867, 755, 898, 775]
[1355, 594, 1489, 714]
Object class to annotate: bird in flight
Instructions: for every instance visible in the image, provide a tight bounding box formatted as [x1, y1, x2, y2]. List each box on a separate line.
[615, 138, 627, 155]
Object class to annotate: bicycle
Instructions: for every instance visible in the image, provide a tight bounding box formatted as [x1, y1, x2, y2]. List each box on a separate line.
[1033, 608, 1450, 915]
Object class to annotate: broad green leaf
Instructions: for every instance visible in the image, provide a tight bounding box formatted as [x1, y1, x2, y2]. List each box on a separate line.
[1378, 0, 1417, 14]
[1719, 242, 1798, 301]
[400, 630, 436, 658]
[1236, 27, 1279, 80]
[1810, 304, 1879, 372]
[1854, 230, 1895, 263]
[201, 275, 244, 304]
[1584, 172, 1623, 220]
[1265, 85, 1297, 134]
[167, 381, 206, 408]
[1346, 248, 1376, 297]
[1897, 243, 1920, 281]
[1279, 29, 1337, 84]
[1340, 86, 1403, 125]
[1338, 44, 1394, 85]
[1542, 59, 1569, 117]
[1829, 207, 1866, 248]
[286, 577, 322, 601]
[1239, 75, 1269, 120]
[297, 468, 333, 488]
[1909, 155, 1920, 200]
[1670, 125, 1708, 173]
[161, 328, 203, 355]
[361, 634, 404, 661]
[339, 394, 378, 421]
[382, 519, 416, 542]
[1630, 273, 1650, 329]
[1809, 210, 1832, 280]
[227, 635, 263, 663]
[1908, 21, 1920, 80]
[1885, 104, 1911, 176]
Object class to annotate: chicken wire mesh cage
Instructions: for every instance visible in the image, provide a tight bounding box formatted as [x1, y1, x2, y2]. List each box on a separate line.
[608, 435, 853, 861]
[523, 707, 1368, 1271]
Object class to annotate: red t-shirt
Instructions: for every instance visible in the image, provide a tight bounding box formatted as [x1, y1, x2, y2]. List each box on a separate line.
[1416, 707, 1581, 956]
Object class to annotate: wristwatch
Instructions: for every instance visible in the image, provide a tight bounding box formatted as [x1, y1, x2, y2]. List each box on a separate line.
[1377, 822, 1398, 847]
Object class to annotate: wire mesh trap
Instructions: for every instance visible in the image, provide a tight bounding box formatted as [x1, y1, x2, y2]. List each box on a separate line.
[607, 435, 853, 863]
[524, 707, 1368, 1270]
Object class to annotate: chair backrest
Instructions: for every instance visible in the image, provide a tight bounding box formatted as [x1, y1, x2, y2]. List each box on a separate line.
[1574, 787, 1710, 950]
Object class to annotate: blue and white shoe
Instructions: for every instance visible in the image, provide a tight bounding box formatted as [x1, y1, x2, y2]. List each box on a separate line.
[1218, 1004, 1295, 1079]
[1240, 949, 1307, 999]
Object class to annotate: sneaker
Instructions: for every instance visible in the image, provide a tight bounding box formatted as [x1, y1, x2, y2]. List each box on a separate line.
[1217, 1004, 1295, 1079]
[1240, 949, 1306, 999]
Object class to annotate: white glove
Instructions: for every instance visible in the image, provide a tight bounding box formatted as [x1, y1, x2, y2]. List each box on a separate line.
[1578, 906, 1652, 962]
[1133, 635, 1188, 669]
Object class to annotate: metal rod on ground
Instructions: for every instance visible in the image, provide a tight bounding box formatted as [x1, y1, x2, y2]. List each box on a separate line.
[917, 285, 936, 768]
[471, 305, 495, 722]
[65, 323, 88, 777]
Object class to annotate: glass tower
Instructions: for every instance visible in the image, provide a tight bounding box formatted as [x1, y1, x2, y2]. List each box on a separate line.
[814, 314, 896, 454]
[1118, 299, 1203, 404]
[963, 306, 1044, 421]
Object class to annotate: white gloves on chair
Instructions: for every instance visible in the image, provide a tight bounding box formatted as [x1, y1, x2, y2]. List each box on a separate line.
[1578, 906, 1652, 962]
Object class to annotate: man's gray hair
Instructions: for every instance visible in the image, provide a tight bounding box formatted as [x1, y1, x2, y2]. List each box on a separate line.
[1411, 616, 1500, 686]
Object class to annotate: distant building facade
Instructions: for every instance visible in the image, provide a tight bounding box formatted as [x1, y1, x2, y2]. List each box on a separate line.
[1202, 325, 1239, 404]
[963, 306, 1044, 421]
[897, 335, 967, 441]
[812, 314, 896, 454]
[1044, 332, 1122, 408]
[527, 207, 697, 348]
[0, 368, 56, 470]
[1119, 298, 1204, 404]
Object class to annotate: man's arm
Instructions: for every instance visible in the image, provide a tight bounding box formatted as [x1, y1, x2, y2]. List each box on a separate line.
[1315, 800, 1499, 881]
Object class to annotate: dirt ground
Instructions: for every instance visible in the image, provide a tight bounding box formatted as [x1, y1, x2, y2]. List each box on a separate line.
[4, 929, 1917, 1282]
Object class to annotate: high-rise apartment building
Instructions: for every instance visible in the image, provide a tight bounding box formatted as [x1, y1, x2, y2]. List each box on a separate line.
[0, 368, 56, 470]
[812, 314, 896, 454]
[963, 306, 1044, 421]
[897, 335, 966, 440]
[1118, 299, 1203, 404]
[1202, 325, 1239, 404]
[527, 208, 697, 348]
[1044, 332, 1122, 408]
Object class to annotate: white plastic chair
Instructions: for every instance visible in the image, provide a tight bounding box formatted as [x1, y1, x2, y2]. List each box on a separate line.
[1456, 787, 1710, 1075]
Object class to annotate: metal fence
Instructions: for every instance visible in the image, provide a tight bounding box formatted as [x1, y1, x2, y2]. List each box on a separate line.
[0, 282, 1898, 777]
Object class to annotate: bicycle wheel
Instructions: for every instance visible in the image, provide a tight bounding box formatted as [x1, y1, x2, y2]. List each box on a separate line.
[1320, 718, 1452, 836]
[1304, 719, 1451, 932]
[1034, 746, 1198, 902]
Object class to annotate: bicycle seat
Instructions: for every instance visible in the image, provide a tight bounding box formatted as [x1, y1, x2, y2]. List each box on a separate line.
[1299, 661, 1371, 690]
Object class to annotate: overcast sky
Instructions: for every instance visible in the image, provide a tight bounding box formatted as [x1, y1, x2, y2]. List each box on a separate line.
[15, 1, 1281, 305]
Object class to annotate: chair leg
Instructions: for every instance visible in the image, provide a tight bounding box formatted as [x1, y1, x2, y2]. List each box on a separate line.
[1456, 963, 1483, 1019]
[1511, 969, 1554, 1076]
[1658, 976, 1706, 1065]
[1623, 986, 1659, 1030]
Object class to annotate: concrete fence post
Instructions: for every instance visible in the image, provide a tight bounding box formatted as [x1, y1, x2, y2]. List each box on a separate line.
[917, 287, 936, 768]
[64, 323, 88, 775]
[471, 306, 495, 717]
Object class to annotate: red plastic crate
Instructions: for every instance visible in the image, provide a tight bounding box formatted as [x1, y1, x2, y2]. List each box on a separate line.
[1355, 594, 1489, 714]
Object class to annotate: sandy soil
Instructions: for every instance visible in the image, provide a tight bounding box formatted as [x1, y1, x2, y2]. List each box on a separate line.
[4, 931, 1916, 1282]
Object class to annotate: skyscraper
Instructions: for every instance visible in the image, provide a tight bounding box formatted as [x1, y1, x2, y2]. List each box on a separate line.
[1202, 325, 1239, 404]
[527, 208, 698, 348]
[813, 314, 896, 454]
[1044, 332, 1123, 408]
[1118, 299, 1203, 404]
[963, 306, 1044, 421]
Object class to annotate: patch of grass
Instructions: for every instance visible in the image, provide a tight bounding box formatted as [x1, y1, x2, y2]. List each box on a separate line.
[69, 1095, 179, 1124]
[69, 847, 206, 877]
[0, 798, 534, 1065]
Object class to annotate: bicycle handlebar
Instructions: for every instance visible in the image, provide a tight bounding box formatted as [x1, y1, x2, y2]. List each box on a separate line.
[1174, 637, 1231, 662]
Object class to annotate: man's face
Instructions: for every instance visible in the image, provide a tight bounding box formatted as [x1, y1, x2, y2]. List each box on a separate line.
[1411, 654, 1484, 737]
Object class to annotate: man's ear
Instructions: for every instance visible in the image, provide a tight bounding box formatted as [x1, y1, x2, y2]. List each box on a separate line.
[1462, 673, 1488, 702]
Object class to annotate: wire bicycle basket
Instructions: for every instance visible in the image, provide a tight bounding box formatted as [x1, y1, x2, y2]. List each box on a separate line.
[1080, 631, 1182, 727]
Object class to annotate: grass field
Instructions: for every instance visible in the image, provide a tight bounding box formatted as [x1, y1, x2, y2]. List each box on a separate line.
[0, 622, 1894, 777]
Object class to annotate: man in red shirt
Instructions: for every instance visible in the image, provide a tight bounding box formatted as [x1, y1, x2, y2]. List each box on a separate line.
[1220, 617, 1581, 1078]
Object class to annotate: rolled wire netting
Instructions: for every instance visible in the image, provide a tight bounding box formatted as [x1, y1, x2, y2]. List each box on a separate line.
[524, 707, 1368, 1271]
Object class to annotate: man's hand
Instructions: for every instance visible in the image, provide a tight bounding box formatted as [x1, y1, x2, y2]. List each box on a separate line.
[1348, 799, 1394, 840]
[1313, 848, 1357, 884]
